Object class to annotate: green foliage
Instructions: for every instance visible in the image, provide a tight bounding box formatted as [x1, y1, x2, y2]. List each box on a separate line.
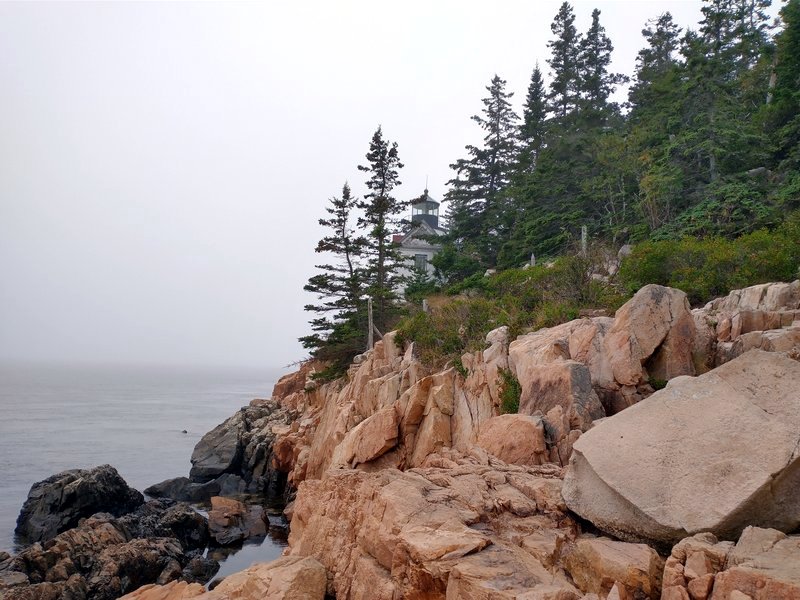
[445, 74, 520, 266]
[652, 179, 778, 239]
[396, 298, 511, 367]
[619, 217, 800, 304]
[499, 369, 521, 414]
[431, 243, 484, 286]
[404, 269, 438, 305]
[397, 254, 628, 368]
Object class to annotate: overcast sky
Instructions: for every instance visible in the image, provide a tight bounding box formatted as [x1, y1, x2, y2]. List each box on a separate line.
[0, 1, 779, 369]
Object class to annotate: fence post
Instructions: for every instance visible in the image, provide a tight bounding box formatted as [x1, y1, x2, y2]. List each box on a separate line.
[367, 297, 374, 351]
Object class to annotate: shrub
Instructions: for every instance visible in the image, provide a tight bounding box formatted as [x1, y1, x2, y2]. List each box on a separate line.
[396, 297, 512, 367]
[499, 368, 521, 414]
[619, 216, 800, 305]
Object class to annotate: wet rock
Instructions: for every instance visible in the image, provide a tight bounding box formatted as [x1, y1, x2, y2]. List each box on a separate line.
[144, 478, 221, 503]
[207, 497, 267, 546]
[189, 399, 294, 501]
[181, 555, 220, 585]
[14, 464, 144, 545]
[116, 499, 209, 551]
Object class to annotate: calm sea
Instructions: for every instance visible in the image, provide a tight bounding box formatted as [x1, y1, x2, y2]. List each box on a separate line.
[0, 362, 290, 575]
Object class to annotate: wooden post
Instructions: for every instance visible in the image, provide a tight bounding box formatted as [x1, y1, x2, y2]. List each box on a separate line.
[581, 225, 588, 257]
[367, 297, 374, 351]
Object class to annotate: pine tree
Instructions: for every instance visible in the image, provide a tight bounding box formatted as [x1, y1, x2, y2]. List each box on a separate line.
[767, 0, 800, 171]
[300, 183, 367, 366]
[518, 64, 548, 173]
[578, 8, 627, 115]
[445, 75, 519, 266]
[547, 2, 581, 119]
[732, 0, 773, 72]
[629, 12, 682, 112]
[357, 126, 405, 332]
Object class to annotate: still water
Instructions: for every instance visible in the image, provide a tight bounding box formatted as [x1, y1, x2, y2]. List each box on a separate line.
[0, 361, 289, 572]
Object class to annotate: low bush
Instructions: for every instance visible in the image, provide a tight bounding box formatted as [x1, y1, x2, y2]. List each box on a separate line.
[619, 213, 800, 305]
[397, 253, 627, 368]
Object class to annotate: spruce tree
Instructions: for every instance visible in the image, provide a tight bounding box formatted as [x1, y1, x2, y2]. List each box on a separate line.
[357, 126, 404, 332]
[578, 8, 627, 115]
[629, 13, 682, 112]
[518, 64, 548, 173]
[300, 183, 367, 367]
[547, 2, 581, 119]
[445, 75, 519, 266]
[767, 0, 800, 171]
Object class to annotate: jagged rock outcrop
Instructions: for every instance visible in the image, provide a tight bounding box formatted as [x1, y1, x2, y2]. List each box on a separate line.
[206, 497, 267, 546]
[562, 350, 800, 546]
[287, 449, 585, 599]
[118, 556, 327, 600]
[661, 527, 800, 600]
[2, 508, 217, 600]
[694, 280, 800, 369]
[14, 464, 144, 545]
[185, 282, 800, 504]
[189, 398, 295, 500]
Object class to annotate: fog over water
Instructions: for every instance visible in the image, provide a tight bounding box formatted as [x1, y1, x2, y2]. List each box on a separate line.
[0, 1, 774, 370]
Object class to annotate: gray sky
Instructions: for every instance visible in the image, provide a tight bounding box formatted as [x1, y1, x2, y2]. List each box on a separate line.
[0, 1, 771, 369]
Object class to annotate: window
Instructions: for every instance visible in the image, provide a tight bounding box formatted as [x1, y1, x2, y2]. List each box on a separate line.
[414, 254, 428, 272]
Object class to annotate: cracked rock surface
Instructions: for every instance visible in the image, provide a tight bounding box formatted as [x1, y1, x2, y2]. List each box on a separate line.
[562, 350, 800, 546]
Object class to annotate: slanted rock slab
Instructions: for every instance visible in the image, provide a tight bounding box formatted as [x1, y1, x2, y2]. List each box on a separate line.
[562, 350, 800, 546]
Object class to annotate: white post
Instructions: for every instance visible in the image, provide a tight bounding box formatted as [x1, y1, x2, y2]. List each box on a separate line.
[581, 225, 588, 257]
[367, 297, 374, 351]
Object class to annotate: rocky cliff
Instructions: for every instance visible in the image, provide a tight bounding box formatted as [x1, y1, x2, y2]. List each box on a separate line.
[9, 280, 798, 600]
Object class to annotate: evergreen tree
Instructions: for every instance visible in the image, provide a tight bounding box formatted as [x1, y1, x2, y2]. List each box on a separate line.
[629, 12, 682, 112]
[578, 8, 627, 115]
[732, 0, 773, 72]
[518, 64, 548, 173]
[547, 2, 581, 119]
[445, 75, 519, 266]
[357, 126, 405, 332]
[300, 183, 367, 366]
[767, 0, 800, 172]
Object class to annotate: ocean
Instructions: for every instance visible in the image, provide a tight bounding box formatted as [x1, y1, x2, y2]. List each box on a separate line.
[0, 362, 290, 576]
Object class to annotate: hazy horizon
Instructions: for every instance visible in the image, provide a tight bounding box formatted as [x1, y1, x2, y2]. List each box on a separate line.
[0, 1, 779, 370]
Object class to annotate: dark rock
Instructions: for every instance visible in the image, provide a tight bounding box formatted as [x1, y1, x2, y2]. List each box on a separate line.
[144, 477, 220, 503]
[8, 501, 215, 599]
[1, 574, 86, 600]
[84, 537, 187, 599]
[14, 465, 144, 545]
[182, 555, 220, 584]
[189, 411, 243, 483]
[207, 497, 267, 546]
[189, 399, 295, 501]
[215, 473, 247, 496]
[116, 499, 209, 551]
